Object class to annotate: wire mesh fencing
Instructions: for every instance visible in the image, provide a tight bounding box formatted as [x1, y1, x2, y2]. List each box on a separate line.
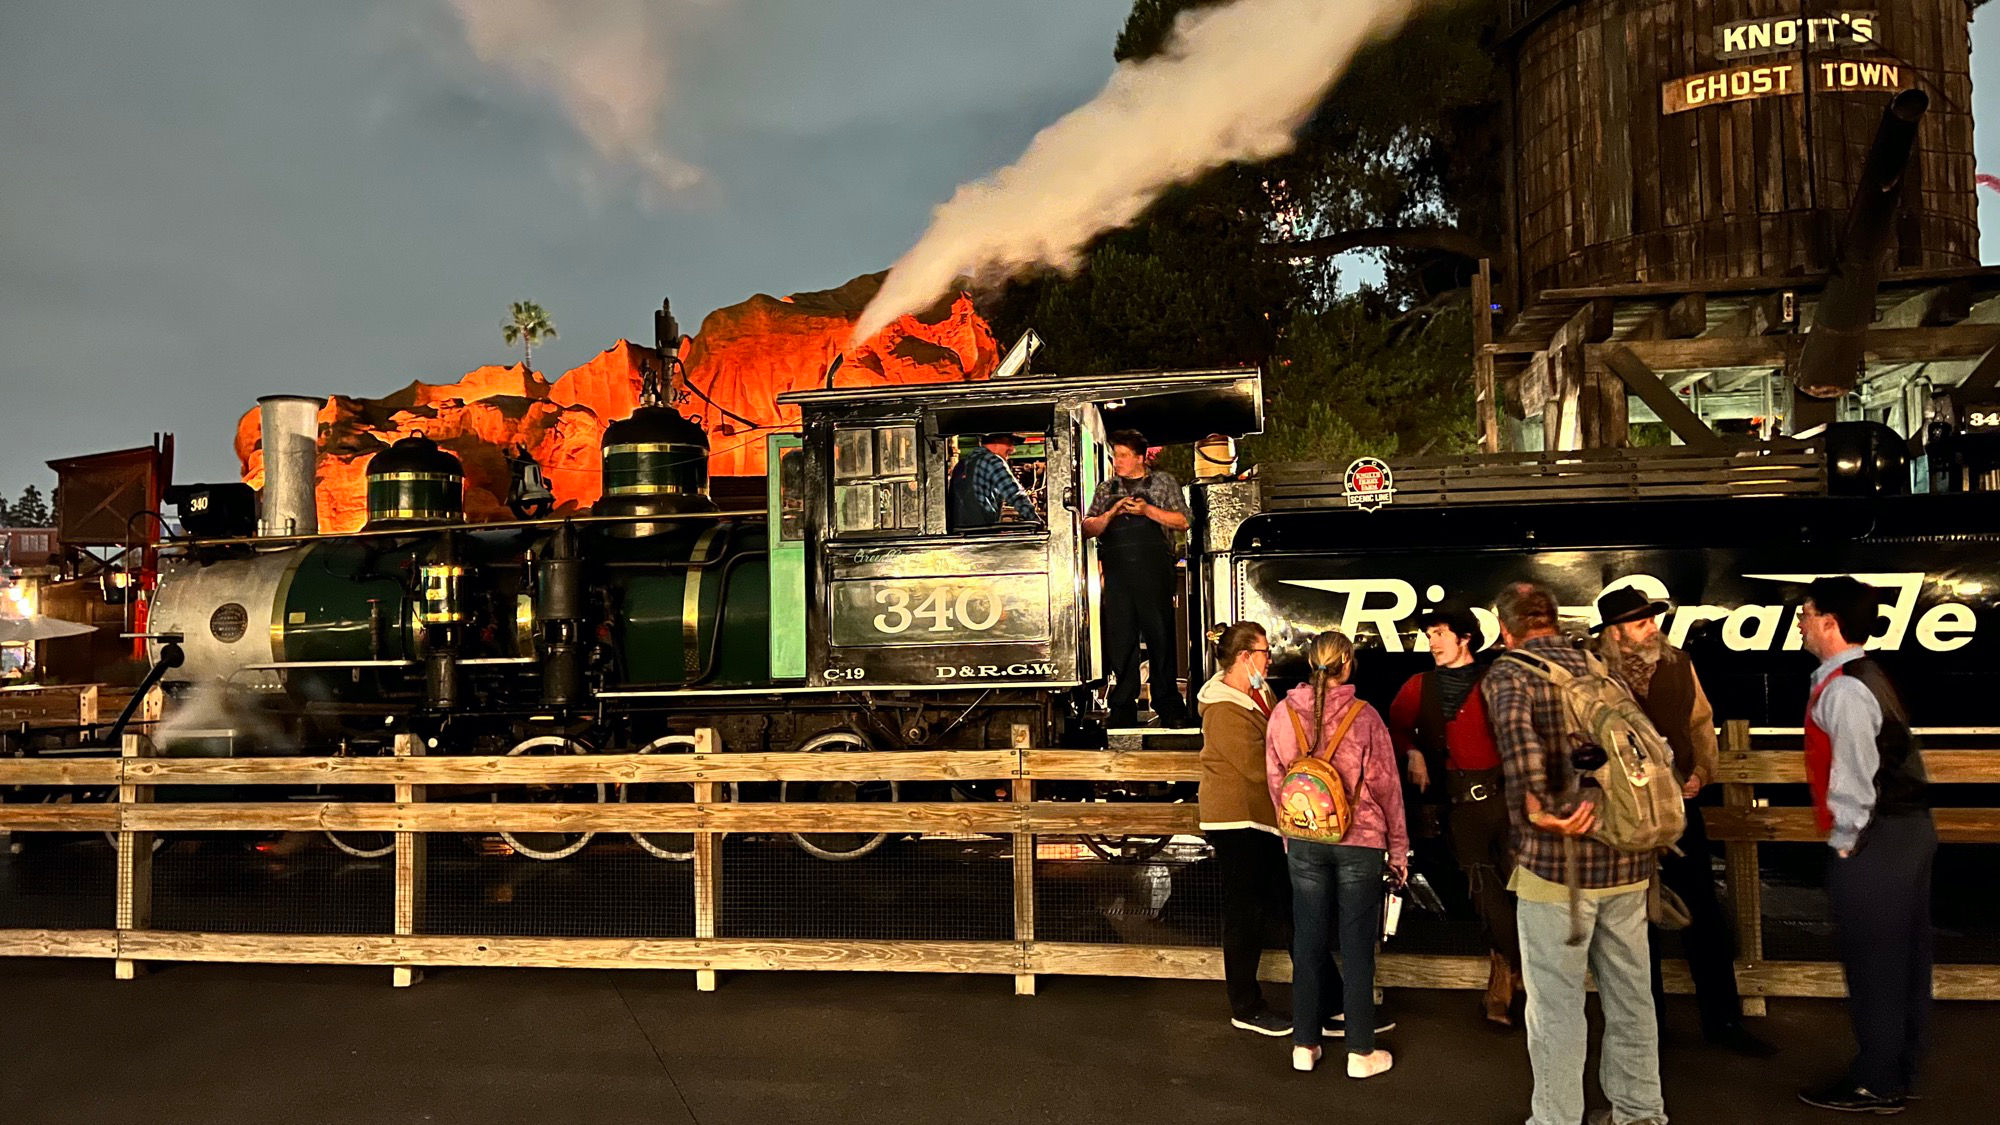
[0, 831, 114, 931]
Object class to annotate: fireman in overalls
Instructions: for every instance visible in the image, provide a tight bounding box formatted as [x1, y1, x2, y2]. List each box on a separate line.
[1083, 429, 1192, 729]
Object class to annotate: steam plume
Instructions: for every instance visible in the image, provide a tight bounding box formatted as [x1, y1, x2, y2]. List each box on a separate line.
[854, 0, 1431, 343]
[446, 0, 718, 196]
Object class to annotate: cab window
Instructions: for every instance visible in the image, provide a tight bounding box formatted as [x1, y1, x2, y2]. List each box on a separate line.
[945, 431, 1047, 533]
[831, 423, 920, 536]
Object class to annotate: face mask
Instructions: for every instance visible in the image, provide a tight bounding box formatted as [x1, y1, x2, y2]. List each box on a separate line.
[1248, 672, 1265, 690]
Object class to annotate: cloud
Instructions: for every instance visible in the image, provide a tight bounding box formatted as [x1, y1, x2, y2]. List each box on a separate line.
[444, 0, 723, 200]
[855, 0, 1433, 341]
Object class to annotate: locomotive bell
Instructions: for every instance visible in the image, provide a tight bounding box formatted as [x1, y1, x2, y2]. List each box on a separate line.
[366, 435, 465, 529]
[594, 404, 717, 533]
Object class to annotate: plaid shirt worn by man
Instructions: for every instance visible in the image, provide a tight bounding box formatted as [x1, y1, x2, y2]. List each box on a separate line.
[1481, 634, 1656, 891]
[956, 446, 1039, 525]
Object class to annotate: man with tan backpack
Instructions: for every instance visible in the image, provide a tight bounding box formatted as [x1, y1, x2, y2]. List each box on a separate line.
[1481, 583, 1667, 1125]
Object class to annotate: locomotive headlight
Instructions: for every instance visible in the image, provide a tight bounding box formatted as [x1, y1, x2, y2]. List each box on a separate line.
[418, 563, 464, 627]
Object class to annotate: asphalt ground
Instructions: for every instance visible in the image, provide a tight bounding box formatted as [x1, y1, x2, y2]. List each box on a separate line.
[1, 958, 1992, 1125]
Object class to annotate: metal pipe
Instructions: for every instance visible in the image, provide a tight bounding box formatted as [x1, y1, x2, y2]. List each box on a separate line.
[1793, 90, 1929, 400]
[106, 642, 184, 744]
[257, 396, 323, 537]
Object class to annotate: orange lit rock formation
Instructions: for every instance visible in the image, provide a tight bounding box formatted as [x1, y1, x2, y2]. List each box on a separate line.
[237, 273, 997, 531]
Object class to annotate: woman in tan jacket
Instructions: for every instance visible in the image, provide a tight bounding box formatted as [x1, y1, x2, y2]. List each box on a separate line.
[1198, 621, 1287, 1035]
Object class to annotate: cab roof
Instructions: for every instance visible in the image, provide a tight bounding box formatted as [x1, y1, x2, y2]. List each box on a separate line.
[777, 367, 1264, 445]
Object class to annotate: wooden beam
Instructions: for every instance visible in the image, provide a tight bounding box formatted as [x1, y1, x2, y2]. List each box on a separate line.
[0, 760, 121, 786]
[113, 932, 1029, 975]
[1010, 723, 1035, 997]
[1474, 260, 1502, 453]
[1017, 750, 1200, 782]
[0, 929, 120, 958]
[1538, 264, 2000, 303]
[1599, 347, 1726, 451]
[391, 733, 424, 988]
[1705, 807, 2000, 844]
[1719, 722, 1766, 1018]
[1712, 748, 2000, 785]
[692, 728, 721, 993]
[122, 750, 1027, 786]
[1954, 344, 2000, 396]
[111, 800, 1202, 836]
[1604, 324, 2000, 371]
[114, 733, 153, 981]
[0, 805, 122, 832]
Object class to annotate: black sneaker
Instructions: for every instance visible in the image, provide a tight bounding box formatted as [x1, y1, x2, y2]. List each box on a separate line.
[1797, 1080, 1906, 1115]
[1229, 1011, 1292, 1037]
[1705, 1023, 1778, 1058]
[1324, 1015, 1397, 1038]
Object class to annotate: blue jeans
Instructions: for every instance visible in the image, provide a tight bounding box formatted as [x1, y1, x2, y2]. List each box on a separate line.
[1286, 839, 1384, 1051]
[1518, 889, 1666, 1125]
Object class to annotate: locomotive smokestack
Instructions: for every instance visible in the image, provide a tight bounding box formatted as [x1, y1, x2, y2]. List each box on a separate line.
[1793, 89, 1929, 401]
[257, 395, 322, 537]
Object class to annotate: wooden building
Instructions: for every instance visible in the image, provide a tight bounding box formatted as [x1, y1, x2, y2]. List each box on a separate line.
[1482, 0, 1994, 451]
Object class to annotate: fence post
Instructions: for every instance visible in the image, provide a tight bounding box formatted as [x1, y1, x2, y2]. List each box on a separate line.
[78, 684, 99, 728]
[392, 732, 426, 988]
[693, 727, 721, 992]
[114, 731, 154, 980]
[1011, 723, 1036, 997]
[1720, 719, 1766, 1017]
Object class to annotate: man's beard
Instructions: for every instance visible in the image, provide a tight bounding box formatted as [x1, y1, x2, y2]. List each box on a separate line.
[1600, 626, 1670, 694]
[1606, 628, 1670, 664]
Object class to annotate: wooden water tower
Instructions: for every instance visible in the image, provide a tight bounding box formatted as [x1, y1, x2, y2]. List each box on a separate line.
[1481, 0, 1998, 451]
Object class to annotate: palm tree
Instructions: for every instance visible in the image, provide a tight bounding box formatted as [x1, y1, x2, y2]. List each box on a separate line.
[502, 301, 557, 371]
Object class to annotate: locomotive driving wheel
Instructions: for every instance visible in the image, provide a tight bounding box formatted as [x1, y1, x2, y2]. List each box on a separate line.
[780, 730, 898, 862]
[620, 735, 735, 861]
[491, 735, 603, 860]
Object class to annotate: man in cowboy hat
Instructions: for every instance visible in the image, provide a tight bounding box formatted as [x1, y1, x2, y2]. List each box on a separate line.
[949, 432, 1041, 529]
[1593, 584, 1773, 1058]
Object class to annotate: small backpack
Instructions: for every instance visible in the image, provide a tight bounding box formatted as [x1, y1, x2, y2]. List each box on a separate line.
[1503, 649, 1686, 853]
[1274, 700, 1367, 844]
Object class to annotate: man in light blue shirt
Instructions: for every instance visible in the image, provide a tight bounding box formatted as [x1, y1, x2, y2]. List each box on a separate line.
[1795, 576, 1934, 1116]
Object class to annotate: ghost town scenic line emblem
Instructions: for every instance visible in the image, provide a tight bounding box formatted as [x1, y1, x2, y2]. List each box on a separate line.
[1343, 457, 1395, 512]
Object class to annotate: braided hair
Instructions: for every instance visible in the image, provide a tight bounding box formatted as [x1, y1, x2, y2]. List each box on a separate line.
[1302, 630, 1356, 754]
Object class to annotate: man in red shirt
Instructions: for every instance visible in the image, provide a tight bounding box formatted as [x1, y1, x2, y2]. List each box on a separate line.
[1389, 602, 1521, 1026]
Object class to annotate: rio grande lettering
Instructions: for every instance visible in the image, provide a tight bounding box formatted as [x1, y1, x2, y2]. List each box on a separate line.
[1279, 572, 1977, 655]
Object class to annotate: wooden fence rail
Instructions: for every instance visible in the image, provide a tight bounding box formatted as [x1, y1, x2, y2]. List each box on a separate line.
[1, 721, 1996, 1003]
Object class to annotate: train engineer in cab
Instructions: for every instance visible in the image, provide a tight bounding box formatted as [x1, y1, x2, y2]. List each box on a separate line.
[948, 431, 1041, 528]
[1083, 428, 1192, 729]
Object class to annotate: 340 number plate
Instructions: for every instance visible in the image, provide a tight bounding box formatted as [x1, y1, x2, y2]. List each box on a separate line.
[830, 575, 1050, 647]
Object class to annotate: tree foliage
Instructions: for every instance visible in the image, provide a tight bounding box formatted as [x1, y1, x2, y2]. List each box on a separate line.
[986, 0, 1502, 466]
[1250, 295, 1478, 468]
[501, 301, 558, 371]
[3, 486, 51, 527]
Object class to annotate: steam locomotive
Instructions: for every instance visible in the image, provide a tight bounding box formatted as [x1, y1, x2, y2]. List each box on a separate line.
[137, 361, 1266, 859]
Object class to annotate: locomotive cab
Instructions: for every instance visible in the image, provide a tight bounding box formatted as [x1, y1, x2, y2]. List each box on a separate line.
[777, 369, 1263, 695]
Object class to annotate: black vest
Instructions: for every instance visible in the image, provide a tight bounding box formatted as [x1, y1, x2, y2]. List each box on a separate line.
[1844, 656, 1930, 818]
[1632, 651, 1698, 781]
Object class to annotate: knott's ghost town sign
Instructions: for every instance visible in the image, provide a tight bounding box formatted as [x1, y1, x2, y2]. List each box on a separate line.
[1661, 10, 1902, 115]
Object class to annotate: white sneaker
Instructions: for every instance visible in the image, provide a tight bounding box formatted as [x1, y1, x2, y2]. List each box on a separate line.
[1291, 1045, 1322, 1072]
[1346, 1049, 1394, 1079]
